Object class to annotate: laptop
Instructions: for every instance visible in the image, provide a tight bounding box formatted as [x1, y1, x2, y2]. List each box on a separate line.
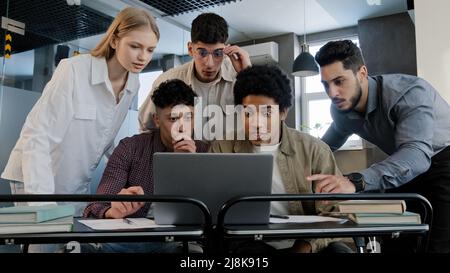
[153, 153, 273, 225]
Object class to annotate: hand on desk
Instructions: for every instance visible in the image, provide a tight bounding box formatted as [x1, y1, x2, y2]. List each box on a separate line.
[105, 186, 145, 219]
[306, 174, 356, 194]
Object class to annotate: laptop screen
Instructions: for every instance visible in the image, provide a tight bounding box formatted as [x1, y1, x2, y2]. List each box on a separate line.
[153, 153, 273, 225]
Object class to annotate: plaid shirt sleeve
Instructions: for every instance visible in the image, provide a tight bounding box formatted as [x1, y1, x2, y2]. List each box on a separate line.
[83, 138, 133, 218]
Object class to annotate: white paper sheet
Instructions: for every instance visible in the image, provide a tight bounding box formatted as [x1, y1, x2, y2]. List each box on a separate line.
[269, 215, 348, 224]
[78, 218, 175, 230]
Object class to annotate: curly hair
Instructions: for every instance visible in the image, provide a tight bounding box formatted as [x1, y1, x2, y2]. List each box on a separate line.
[314, 40, 365, 73]
[191, 13, 228, 44]
[151, 79, 198, 109]
[234, 65, 292, 111]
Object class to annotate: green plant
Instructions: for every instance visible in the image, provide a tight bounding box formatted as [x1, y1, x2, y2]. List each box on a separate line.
[300, 123, 322, 138]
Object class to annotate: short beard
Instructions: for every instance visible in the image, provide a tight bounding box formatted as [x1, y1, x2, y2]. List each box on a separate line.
[337, 82, 362, 114]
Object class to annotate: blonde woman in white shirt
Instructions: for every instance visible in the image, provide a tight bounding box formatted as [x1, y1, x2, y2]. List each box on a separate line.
[1, 7, 160, 216]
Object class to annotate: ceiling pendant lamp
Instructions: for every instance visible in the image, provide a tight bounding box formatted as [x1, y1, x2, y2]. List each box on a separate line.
[292, 0, 319, 77]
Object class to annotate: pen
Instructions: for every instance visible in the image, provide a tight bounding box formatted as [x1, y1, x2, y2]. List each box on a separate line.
[270, 214, 289, 219]
[123, 218, 133, 225]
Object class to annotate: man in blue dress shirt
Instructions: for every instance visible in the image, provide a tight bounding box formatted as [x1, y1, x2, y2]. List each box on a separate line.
[307, 40, 450, 253]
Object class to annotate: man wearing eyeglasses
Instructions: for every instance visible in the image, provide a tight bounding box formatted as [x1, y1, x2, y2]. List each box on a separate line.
[139, 13, 251, 140]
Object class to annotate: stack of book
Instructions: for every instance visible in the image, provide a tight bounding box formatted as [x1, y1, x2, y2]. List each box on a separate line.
[329, 200, 421, 225]
[0, 204, 75, 234]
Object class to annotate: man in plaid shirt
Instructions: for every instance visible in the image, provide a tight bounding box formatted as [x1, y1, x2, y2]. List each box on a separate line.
[83, 79, 208, 253]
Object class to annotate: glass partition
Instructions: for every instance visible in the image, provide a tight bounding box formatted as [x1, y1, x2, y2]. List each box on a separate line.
[0, 0, 157, 197]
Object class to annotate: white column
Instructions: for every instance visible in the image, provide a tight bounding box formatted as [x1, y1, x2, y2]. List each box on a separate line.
[415, 0, 450, 103]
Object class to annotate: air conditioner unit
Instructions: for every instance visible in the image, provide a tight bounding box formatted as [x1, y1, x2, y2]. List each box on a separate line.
[241, 41, 279, 65]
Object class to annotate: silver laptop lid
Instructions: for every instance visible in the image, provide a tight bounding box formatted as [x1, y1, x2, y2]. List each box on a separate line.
[153, 153, 273, 225]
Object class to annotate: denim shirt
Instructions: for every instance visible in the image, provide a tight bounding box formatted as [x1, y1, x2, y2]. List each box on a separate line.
[322, 74, 450, 190]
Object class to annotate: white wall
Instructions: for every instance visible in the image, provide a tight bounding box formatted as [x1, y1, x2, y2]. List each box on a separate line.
[415, 0, 450, 103]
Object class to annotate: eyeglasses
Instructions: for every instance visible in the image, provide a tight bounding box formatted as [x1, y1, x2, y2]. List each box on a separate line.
[195, 48, 224, 59]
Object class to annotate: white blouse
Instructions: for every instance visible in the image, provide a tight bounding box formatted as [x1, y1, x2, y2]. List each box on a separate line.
[2, 54, 139, 198]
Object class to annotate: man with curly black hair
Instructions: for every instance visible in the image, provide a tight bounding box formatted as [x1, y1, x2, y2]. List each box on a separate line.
[138, 13, 252, 140]
[210, 65, 352, 253]
[83, 79, 208, 253]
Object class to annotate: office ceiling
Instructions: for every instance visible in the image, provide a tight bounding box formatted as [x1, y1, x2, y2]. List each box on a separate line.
[0, 0, 112, 56]
[0, 0, 243, 56]
[69, 0, 409, 56]
[0, 0, 409, 75]
[168, 0, 408, 43]
[139, 0, 241, 16]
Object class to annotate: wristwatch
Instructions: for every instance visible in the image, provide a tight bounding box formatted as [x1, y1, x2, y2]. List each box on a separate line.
[345, 172, 366, 192]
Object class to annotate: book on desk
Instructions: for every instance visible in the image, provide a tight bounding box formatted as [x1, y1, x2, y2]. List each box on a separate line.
[329, 200, 406, 214]
[324, 200, 421, 225]
[0, 216, 73, 234]
[348, 211, 421, 225]
[0, 205, 75, 234]
[0, 204, 75, 224]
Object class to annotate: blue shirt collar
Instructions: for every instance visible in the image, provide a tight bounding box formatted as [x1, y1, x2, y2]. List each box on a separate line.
[366, 76, 378, 117]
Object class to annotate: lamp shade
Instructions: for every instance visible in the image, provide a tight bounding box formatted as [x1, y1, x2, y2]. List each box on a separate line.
[292, 44, 319, 77]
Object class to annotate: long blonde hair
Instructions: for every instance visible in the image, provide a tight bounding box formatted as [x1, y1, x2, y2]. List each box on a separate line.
[91, 7, 160, 59]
